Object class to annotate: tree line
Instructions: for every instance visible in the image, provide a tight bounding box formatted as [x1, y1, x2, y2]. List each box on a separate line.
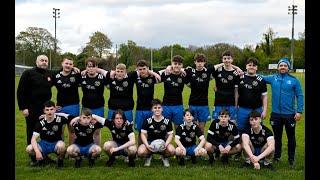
[15, 27, 305, 72]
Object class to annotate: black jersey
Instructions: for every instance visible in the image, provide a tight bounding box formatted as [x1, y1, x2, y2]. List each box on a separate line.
[73, 121, 103, 146]
[135, 75, 157, 110]
[160, 72, 187, 106]
[243, 125, 274, 148]
[17, 67, 53, 110]
[141, 116, 173, 142]
[104, 120, 134, 145]
[80, 73, 107, 109]
[212, 67, 240, 106]
[107, 72, 136, 110]
[52, 70, 81, 107]
[175, 123, 204, 147]
[207, 120, 240, 147]
[185, 67, 214, 106]
[33, 115, 70, 142]
[238, 74, 267, 109]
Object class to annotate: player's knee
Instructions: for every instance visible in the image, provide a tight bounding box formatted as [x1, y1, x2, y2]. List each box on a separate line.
[137, 145, 147, 157]
[128, 145, 137, 155]
[26, 145, 33, 154]
[103, 141, 114, 151]
[204, 142, 213, 152]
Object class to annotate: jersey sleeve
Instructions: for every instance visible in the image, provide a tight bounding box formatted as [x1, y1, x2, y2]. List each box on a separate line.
[17, 70, 31, 110]
[33, 121, 42, 135]
[104, 120, 113, 129]
[175, 125, 182, 139]
[126, 123, 134, 137]
[207, 121, 219, 147]
[128, 71, 138, 81]
[264, 126, 274, 138]
[261, 78, 268, 95]
[167, 119, 173, 134]
[141, 118, 149, 133]
[195, 125, 204, 138]
[229, 123, 240, 147]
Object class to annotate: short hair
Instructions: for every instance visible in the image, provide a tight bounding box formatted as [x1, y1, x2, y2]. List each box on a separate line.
[137, 59, 149, 67]
[246, 57, 258, 66]
[43, 100, 55, 108]
[111, 109, 127, 121]
[172, 55, 184, 63]
[81, 108, 92, 116]
[221, 50, 233, 57]
[116, 63, 126, 70]
[62, 57, 73, 62]
[85, 57, 97, 67]
[219, 109, 230, 116]
[183, 108, 194, 116]
[249, 110, 261, 118]
[36, 55, 48, 62]
[151, 98, 162, 107]
[194, 53, 206, 62]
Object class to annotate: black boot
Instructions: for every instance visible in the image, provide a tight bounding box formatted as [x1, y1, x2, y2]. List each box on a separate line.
[29, 155, 37, 166]
[178, 156, 185, 166]
[221, 154, 229, 164]
[208, 153, 215, 165]
[56, 158, 63, 168]
[74, 157, 82, 168]
[128, 155, 135, 167]
[106, 155, 116, 167]
[88, 154, 95, 168]
[191, 156, 197, 164]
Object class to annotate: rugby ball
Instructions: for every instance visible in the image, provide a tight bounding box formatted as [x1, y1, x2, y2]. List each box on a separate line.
[150, 139, 166, 152]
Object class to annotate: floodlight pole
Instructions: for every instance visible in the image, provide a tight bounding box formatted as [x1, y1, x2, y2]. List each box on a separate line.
[288, 1, 297, 70]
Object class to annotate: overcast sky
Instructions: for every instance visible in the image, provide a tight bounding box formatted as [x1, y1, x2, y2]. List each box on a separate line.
[15, 0, 305, 55]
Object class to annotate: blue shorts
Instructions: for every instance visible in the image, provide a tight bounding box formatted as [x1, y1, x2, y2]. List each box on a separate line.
[185, 145, 197, 156]
[38, 140, 59, 156]
[57, 104, 80, 116]
[162, 105, 184, 125]
[135, 110, 153, 131]
[253, 147, 262, 156]
[188, 105, 211, 122]
[83, 107, 104, 117]
[108, 109, 133, 123]
[237, 107, 263, 132]
[75, 143, 94, 156]
[212, 106, 237, 121]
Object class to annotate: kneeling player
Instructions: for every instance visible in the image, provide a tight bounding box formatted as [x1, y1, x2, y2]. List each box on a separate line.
[175, 109, 207, 165]
[204, 109, 241, 164]
[241, 110, 275, 171]
[26, 101, 70, 168]
[92, 109, 137, 167]
[137, 99, 175, 167]
[67, 108, 102, 168]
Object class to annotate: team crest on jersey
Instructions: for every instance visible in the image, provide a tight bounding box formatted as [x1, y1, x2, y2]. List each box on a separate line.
[186, 137, 192, 142]
[240, 80, 244, 84]
[202, 73, 207, 79]
[94, 81, 100, 86]
[57, 80, 62, 84]
[123, 81, 128, 87]
[252, 80, 258, 86]
[70, 77, 75, 82]
[218, 74, 222, 77]
[224, 132, 231, 137]
[52, 125, 58, 131]
[258, 137, 264, 143]
[160, 124, 166, 131]
[227, 75, 233, 80]
[120, 132, 126, 137]
[221, 78, 228, 83]
[287, 80, 292, 85]
[147, 78, 153, 84]
[82, 81, 86, 85]
[177, 78, 182, 83]
[189, 132, 195, 138]
[86, 128, 92, 134]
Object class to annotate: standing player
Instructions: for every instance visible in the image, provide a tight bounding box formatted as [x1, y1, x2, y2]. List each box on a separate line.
[52, 57, 81, 145]
[263, 58, 304, 165]
[204, 109, 241, 164]
[175, 109, 207, 165]
[137, 99, 175, 167]
[66, 108, 103, 168]
[158, 55, 187, 127]
[212, 50, 240, 123]
[241, 111, 275, 171]
[91, 110, 137, 167]
[25, 101, 70, 167]
[237, 57, 268, 133]
[80, 58, 108, 145]
[17, 55, 53, 146]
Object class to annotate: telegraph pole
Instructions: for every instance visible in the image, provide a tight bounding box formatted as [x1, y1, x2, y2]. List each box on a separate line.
[53, 8, 60, 69]
[288, 1, 297, 70]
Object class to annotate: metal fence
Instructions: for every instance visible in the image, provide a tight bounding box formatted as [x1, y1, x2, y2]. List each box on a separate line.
[15, 64, 33, 76]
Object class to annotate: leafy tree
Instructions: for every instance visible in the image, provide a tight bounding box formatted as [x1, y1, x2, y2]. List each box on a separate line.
[87, 31, 112, 58]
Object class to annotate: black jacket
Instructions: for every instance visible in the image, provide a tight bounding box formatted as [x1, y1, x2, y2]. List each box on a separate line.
[17, 67, 53, 110]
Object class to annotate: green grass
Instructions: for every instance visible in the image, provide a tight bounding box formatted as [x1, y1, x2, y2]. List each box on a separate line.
[15, 73, 305, 180]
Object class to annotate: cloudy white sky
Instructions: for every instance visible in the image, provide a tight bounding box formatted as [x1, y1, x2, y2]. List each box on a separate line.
[15, 0, 305, 55]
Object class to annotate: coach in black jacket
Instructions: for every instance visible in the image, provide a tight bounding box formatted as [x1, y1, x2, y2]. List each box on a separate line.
[17, 55, 53, 145]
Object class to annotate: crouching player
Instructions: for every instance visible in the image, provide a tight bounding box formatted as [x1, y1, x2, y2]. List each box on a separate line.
[137, 99, 175, 167]
[92, 110, 137, 167]
[26, 101, 70, 168]
[204, 109, 241, 164]
[67, 108, 102, 168]
[241, 110, 275, 171]
[175, 109, 207, 165]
